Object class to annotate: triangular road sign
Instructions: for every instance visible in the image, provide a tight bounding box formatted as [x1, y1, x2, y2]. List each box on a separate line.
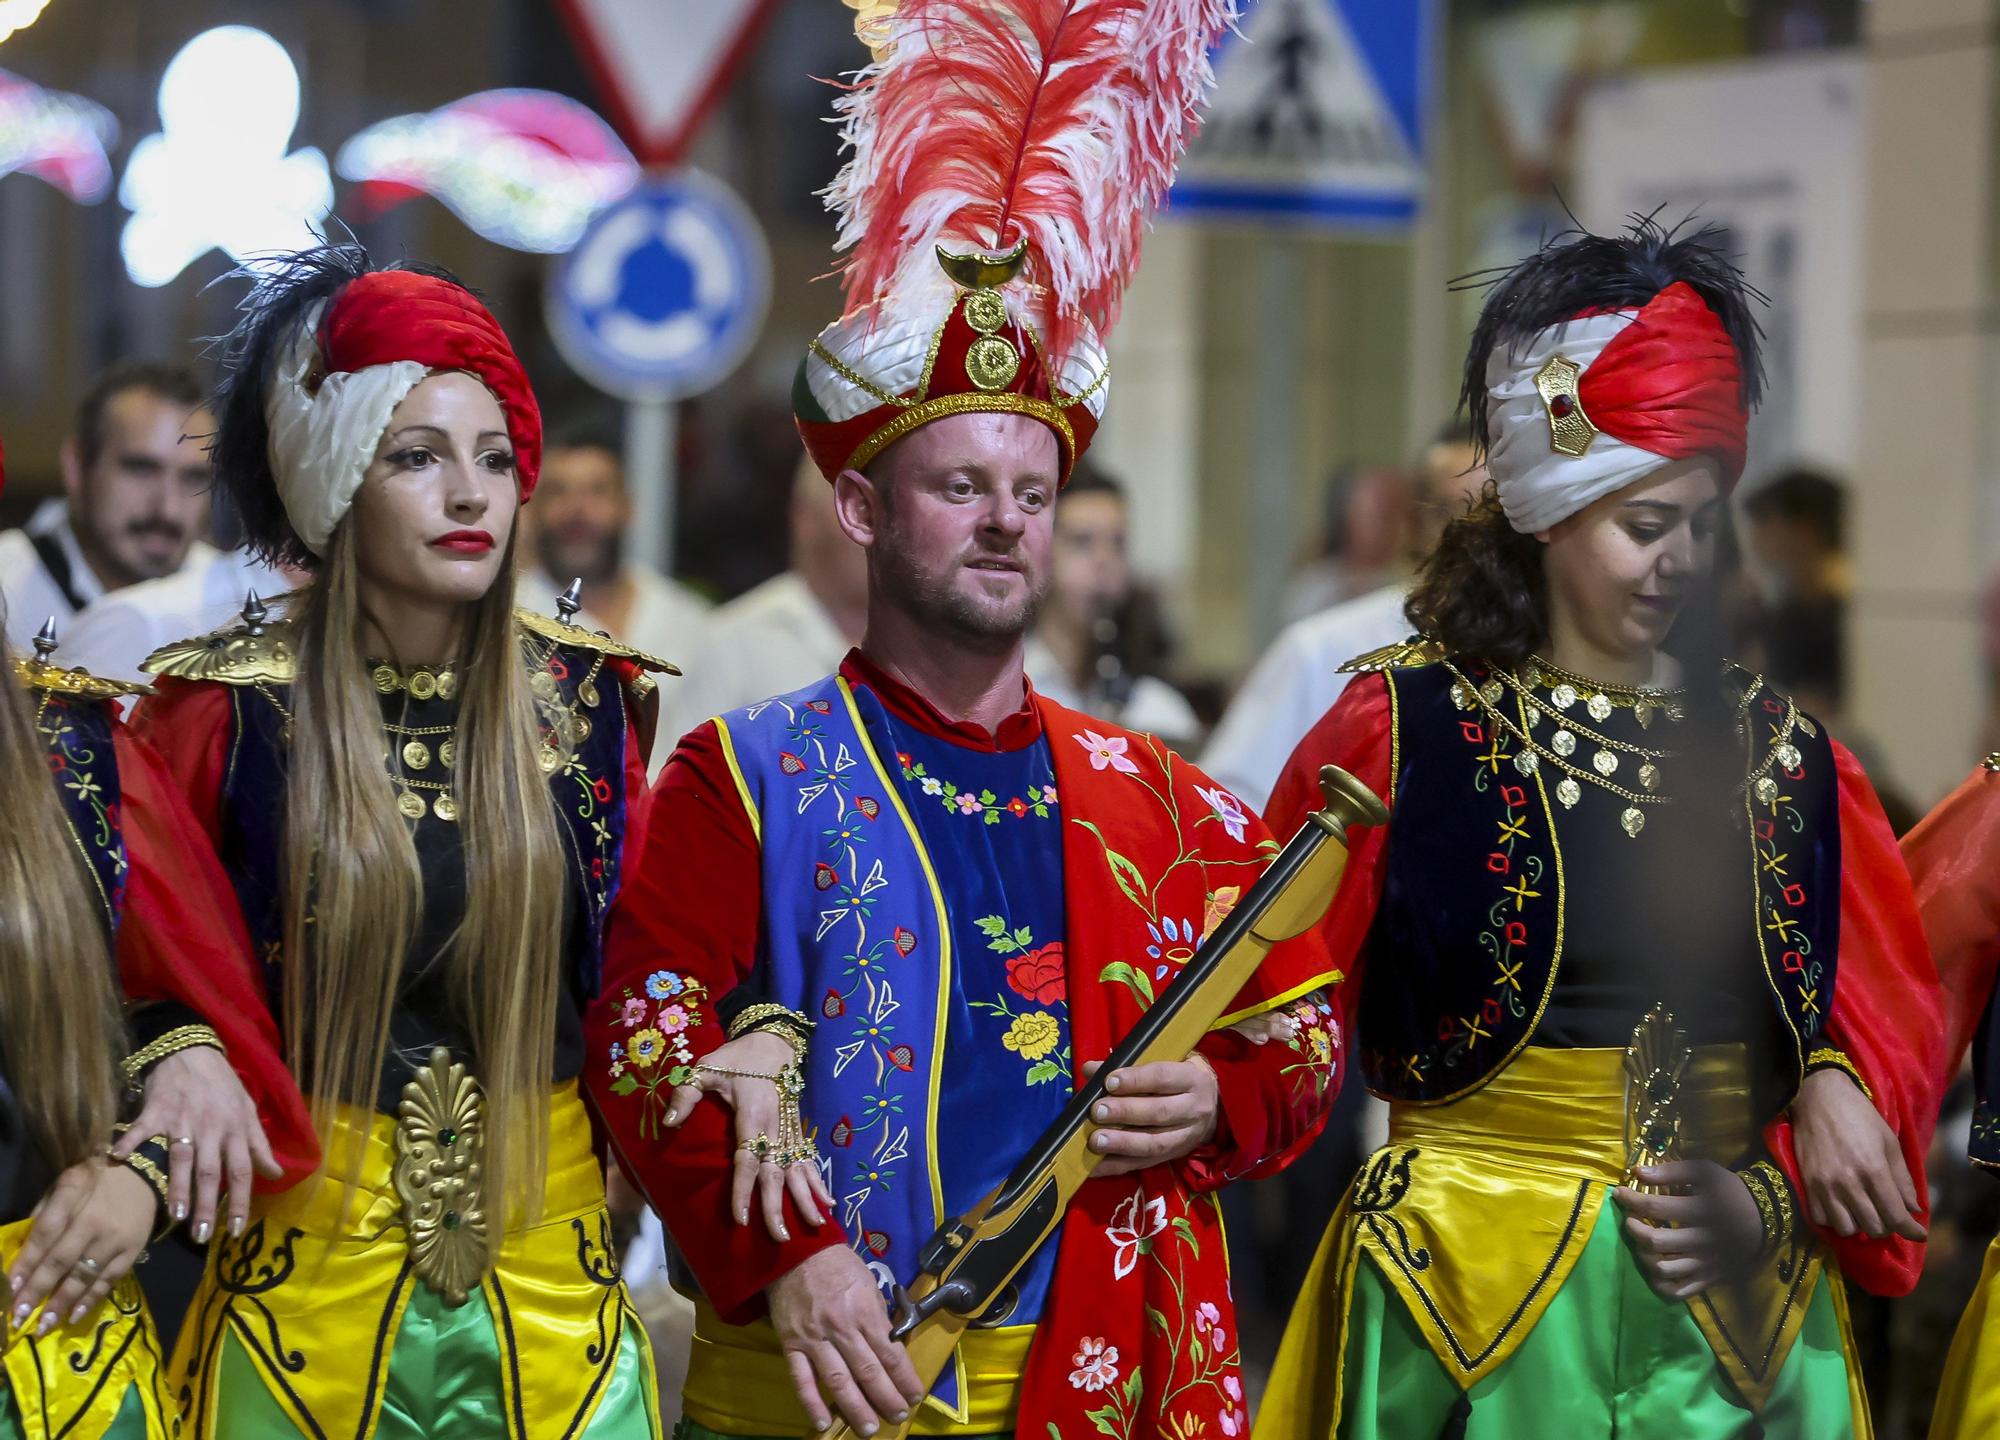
[557, 0, 777, 167]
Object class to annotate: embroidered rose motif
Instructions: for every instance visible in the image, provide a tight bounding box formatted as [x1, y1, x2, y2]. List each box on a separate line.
[1105, 1186, 1168, 1279]
[1068, 1337, 1119, 1391]
[1004, 943, 1067, 1006]
[629, 1028, 667, 1068]
[1195, 785, 1248, 843]
[1003, 1011, 1060, 1061]
[1076, 729, 1139, 774]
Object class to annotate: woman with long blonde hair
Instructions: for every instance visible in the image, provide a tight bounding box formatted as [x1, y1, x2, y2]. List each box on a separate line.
[134, 247, 673, 1440]
[0, 434, 309, 1440]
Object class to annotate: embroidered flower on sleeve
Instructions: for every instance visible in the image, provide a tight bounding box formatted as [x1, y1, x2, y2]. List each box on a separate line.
[620, 997, 648, 1027]
[1195, 785, 1248, 843]
[1219, 1375, 1244, 1436]
[629, 1029, 667, 1068]
[1076, 730, 1139, 774]
[1194, 1299, 1226, 1353]
[1068, 1337, 1120, 1391]
[1105, 1187, 1169, 1279]
[1201, 886, 1242, 942]
[658, 1004, 690, 1033]
[645, 971, 685, 1000]
[1004, 943, 1067, 1006]
[1003, 1011, 1061, 1061]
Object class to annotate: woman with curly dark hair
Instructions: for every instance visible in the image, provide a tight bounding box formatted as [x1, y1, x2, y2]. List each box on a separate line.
[1254, 219, 1948, 1438]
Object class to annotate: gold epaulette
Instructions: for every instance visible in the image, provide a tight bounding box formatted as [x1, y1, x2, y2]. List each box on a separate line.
[514, 608, 681, 676]
[10, 654, 152, 700]
[1337, 635, 1446, 675]
[143, 617, 299, 685]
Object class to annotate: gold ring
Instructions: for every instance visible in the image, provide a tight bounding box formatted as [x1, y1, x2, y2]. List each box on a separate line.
[171, 1136, 195, 1148]
[77, 1256, 101, 1274]
[737, 1134, 773, 1161]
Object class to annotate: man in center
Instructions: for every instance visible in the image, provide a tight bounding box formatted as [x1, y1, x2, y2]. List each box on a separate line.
[587, 7, 1339, 1439]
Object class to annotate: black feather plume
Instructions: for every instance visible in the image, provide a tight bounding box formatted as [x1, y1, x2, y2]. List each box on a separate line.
[1455, 213, 1767, 462]
[207, 241, 467, 568]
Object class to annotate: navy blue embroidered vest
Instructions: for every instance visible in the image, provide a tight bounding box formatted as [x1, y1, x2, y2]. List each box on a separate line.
[33, 690, 127, 935]
[1359, 661, 1840, 1104]
[218, 638, 636, 1012]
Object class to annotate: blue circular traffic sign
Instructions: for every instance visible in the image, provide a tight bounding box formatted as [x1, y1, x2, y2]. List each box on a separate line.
[547, 169, 771, 402]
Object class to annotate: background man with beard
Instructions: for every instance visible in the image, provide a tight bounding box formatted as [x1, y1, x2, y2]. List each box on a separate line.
[516, 426, 711, 658]
[0, 362, 216, 651]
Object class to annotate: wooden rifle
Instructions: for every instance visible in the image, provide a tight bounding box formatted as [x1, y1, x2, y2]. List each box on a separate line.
[820, 765, 1387, 1440]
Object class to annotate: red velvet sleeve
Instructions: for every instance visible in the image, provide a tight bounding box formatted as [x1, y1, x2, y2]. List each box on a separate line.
[585, 720, 844, 1323]
[1902, 764, 2000, 1069]
[1264, 672, 1396, 1046]
[129, 679, 234, 847]
[1762, 740, 1947, 1296]
[111, 708, 320, 1188]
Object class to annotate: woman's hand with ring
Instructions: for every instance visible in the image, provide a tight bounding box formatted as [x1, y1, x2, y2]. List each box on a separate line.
[664, 1031, 832, 1243]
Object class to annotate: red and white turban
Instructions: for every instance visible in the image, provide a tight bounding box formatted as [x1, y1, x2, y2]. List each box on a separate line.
[265, 270, 541, 554]
[1484, 281, 1748, 534]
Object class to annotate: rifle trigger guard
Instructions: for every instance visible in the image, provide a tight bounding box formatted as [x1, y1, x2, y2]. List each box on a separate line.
[887, 1276, 981, 1341]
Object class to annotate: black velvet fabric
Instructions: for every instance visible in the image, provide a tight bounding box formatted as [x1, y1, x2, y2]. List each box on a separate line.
[1357, 660, 1840, 1105]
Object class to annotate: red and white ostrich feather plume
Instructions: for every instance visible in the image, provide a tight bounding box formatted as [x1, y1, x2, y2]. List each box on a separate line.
[826, 0, 1236, 366]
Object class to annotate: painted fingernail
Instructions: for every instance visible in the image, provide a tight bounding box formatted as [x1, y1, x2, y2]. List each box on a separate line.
[193, 1222, 211, 1243]
[173, 1204, 188, 1223]
[69, 1303, 88, 1325]
[36, 1311, 56, 1336]
[777, 1227, 790, 1241]
[1094, 1104, 1110, 1122]
[11, 1303, 28, 1325]
[736, 1209, 749, 1225]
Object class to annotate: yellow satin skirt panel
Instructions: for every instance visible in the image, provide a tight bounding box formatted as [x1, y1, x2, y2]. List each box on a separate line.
[1265, 1046, 1824, 1425]
[0, 1217, 171, 1440]
[172, 1082, 658, 1440]
[1931, 1228, 2000, 1439]
[683, 1294, 1033, 1435]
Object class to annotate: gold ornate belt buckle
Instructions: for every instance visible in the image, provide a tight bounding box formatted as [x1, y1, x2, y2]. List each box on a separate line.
[394, 1047, 488, 1304]
[1622, 1003, 1692, 1191]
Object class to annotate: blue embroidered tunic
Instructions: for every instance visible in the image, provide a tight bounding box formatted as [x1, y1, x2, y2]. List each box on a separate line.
[857, 683, 1071, 1326]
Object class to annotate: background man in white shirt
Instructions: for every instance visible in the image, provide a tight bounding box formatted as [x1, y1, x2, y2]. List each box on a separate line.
[1203, 431, 1488, 810]
[657, 453, 869, 750]
[517, 427, 712, 659]
[0, 362, 216, 649]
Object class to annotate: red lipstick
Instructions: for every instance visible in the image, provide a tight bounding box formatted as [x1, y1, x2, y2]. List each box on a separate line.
[431, 529, 494, 555]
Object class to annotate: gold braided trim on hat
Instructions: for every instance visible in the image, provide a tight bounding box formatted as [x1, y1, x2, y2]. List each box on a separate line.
[846, 393, 1076, 473]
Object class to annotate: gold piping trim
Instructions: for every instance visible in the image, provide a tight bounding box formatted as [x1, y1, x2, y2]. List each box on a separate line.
[1211, 969, 1344, 1032]
[714, 716, 762, 846]
[809, 338, 911, 410]
[849, 394, 1075, 473]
